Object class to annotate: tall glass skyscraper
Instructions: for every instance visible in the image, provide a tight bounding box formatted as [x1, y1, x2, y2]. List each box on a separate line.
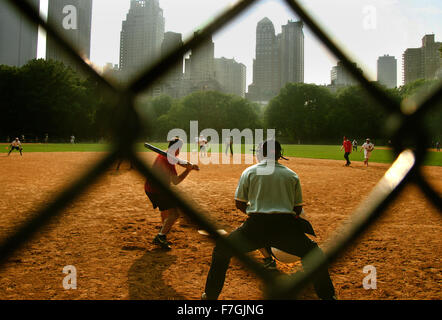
[247, 17, 279, 102]
[119, 0, 165, 76]
[46, 0, 93, 67]
[280, 20, 304, 85]
[0, 0, 40, 66]
[377, 55, 397, 88]
[247, 18, 304, 102]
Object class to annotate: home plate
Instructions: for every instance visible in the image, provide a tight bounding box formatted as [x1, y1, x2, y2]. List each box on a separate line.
[271, 247, 300, 263]
[198, 229, 227, 236]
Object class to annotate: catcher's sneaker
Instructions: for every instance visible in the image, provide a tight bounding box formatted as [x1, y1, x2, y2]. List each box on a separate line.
[153, 234, 172, 250]
[263, 257, 277, 270]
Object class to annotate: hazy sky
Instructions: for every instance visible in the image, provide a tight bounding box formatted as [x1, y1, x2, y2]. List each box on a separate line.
[38, 0, 442, 87]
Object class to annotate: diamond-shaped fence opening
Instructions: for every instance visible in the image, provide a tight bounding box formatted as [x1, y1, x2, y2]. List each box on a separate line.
[1, 0, 441, 300]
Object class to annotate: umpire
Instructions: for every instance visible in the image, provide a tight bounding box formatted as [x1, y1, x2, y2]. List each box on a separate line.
[202, 140, 336, 300]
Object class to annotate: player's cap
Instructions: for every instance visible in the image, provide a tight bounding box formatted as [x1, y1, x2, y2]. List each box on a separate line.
[168, 136, 183, 149]
[261, 140, 282, 160]
[366, 138, 370, 141]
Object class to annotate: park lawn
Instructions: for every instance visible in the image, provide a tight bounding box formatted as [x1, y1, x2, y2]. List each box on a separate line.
[0, 143, 111, 153]
[2, 143, 441, 166]
[279, 144, 442, 166]
[140, 142, 442, 166]
[281, 144, 395, 163]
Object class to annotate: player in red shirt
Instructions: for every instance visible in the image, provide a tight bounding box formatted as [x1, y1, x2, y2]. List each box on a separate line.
[145, 138, 198, 250]
[340, 136, 352, 166]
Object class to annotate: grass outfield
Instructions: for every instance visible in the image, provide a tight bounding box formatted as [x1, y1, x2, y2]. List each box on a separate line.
[1, 142, 441, 166]
[0, 143, 111, 153]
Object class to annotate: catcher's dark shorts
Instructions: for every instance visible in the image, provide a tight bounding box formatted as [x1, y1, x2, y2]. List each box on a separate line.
[11, 146, 21, 151]
[145, 191, 178, 212]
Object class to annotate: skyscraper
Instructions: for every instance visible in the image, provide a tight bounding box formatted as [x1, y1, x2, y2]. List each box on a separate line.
[421, 35, 442, 81]
[247, 17, 279, 102]
[161, 32, 183, 80]
[247, 18, 304, 102]
[46, 0, 93, 67]
[377, 55, 397, 88]
[186, 33, 215, 84]
[158, 31, 184, 98]
[330, 61, 359, 87]
[403, 34, 442, 85]
[280, 20, 304, 86]
[119, 0, 165, 77]
[184, 33, 220, 93]
[403, 48, 422, 84]
[0, 0, 40, 67]
[215, 57, 246, 97]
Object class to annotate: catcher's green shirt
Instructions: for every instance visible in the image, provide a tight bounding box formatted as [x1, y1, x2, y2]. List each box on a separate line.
[235, 160, 303, 214]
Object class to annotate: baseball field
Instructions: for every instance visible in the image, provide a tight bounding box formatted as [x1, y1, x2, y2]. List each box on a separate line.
[0, 145, 440, 300]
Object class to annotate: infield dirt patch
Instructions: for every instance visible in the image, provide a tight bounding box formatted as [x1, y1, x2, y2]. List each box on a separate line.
[0, 152, 440, 300]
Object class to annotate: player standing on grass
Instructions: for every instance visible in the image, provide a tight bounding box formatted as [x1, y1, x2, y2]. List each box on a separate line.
[198, 135, 205, 153]
[340, 137, 352, 166]
[144, 138, 198, 250]
[8, 137, 23, 156]
[360, 138, 375, 166]
[352, 139, 358, 151]
[224, 136, 234, 156]
[202, 140, 336, 300]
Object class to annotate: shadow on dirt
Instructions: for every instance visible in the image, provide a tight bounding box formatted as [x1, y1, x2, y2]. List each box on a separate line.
[128, 249, 185, 300]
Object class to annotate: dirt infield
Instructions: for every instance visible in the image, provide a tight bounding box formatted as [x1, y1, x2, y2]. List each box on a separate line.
[0, 152, 440, 300]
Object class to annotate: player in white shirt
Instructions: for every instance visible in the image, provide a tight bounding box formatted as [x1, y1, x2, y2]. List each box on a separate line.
[8, 137, 23, 156]
[360, 138, 374, 166]
[199, 135, 207, 157]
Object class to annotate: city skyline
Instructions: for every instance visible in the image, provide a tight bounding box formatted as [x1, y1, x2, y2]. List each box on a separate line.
[33, 0, 442, 87]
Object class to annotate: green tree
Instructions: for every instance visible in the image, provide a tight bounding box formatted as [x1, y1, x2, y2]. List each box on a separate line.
[165, 91, 261, 138]
[0, 59, 104, 141]
[265, 83, 336, 143]
[397, 78, 441, 145]
[333, 85, 388, 141]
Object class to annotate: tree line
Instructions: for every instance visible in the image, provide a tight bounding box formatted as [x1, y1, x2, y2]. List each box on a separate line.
[1, 59, 440, 145]
[0, 59, 109, 142]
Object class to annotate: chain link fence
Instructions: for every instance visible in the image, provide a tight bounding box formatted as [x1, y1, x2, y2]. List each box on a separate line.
[1, 0, 441, 299]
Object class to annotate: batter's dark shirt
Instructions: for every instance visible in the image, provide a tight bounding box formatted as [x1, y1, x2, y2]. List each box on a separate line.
[144, 154, 178, 194]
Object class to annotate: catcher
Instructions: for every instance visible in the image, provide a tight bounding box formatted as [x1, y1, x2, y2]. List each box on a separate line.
[360, 138, 374, 166]
[202, 140, 336, 300]
[8, 137, 23, 156]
